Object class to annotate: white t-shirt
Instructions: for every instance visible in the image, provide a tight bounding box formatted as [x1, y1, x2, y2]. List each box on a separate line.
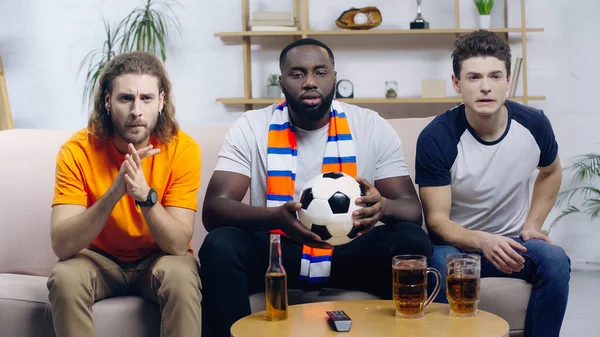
[415, 100, 559, 237]
[215, 102, 409, 206]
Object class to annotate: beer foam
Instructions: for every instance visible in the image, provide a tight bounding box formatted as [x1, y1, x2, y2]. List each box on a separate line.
[393, 261, 425, 269]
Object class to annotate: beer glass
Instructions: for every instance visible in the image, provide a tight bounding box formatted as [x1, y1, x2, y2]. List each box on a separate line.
[446, 253, 481, 317]
[392, 255, 441, 318]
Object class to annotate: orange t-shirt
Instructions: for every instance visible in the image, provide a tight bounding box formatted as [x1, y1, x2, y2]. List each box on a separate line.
[52, 128, 201, 262]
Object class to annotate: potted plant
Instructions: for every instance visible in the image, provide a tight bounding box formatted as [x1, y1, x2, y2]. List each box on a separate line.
[385, 80, 398, 99]
[473, 0, 494, 29]
[549, 153, 600, 235]
[386, 88, 397, 99]
[266, 74, 281, 99]
[78, 0, 182, 108]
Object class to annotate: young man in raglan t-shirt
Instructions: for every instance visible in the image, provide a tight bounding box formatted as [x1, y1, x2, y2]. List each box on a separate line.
[415, 30, 570, 337]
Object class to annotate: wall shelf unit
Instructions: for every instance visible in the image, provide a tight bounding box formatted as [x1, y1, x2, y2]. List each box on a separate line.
[0, 53, 14, 131]
[215, 0, 543, 112]
[215, 27, 544, 38]
[216, 96, 546, 105]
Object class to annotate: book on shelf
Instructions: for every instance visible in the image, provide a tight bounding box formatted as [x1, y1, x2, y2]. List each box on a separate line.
[252, 11, 292, 21]
[250, 26, 298, 31]
[507, 57, 522, 98]
[249, 20, 296, 27]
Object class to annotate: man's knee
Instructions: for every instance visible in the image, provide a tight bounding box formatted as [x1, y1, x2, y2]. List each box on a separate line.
[198, 227, 248, 263]
[531, 241, 571, 280]
[47, 258, 92, 302]
[388, 222, 432, 259]
[153, 255, 202, 299]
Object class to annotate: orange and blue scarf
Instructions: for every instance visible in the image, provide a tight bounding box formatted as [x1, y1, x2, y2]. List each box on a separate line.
[267, 99, 357, 283]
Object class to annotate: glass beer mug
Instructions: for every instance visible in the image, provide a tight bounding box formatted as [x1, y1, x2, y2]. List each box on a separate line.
[392, 255, 441, 318]
[446, 253, 481, 317]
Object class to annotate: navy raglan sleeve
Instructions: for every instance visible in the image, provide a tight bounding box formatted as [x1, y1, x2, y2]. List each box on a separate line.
[509, 102, 559, 168]
[415, 124, 456, 187]
[535, 112, 558, 167]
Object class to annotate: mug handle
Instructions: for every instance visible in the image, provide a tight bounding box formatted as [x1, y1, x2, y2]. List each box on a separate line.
[425, 267, 442, 308]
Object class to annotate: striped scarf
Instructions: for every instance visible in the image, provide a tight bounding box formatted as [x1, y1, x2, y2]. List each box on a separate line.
[266, 99, 357, 283]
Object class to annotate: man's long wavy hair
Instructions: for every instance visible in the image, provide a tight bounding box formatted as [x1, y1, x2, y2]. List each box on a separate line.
[88, 52, 179, 143]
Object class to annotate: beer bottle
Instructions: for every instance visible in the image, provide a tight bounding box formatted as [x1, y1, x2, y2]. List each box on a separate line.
[265, 233, 288, 321]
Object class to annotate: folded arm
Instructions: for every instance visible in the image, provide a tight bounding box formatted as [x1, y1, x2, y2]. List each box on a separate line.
[141, 204, 195, 255]
[50, 190, 122, 260]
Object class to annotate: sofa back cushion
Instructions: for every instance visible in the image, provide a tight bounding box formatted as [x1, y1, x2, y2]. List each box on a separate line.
[0, 129, 77, 275]
[0, 116, 434, 276]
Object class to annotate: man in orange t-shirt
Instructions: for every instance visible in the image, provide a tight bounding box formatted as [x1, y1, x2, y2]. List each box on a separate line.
[47, 52, 202, 337]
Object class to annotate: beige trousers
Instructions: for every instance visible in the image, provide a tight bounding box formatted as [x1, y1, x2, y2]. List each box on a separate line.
[47, 249, 202, 337]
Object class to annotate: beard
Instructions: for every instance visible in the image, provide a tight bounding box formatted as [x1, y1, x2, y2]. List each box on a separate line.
[282, 84, 336, 121]
[113, 118, 157, 145]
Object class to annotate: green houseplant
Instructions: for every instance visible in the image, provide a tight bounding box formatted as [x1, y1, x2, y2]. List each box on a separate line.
[473, 0, 494, 28]
[267, 74, 279, 87]
[266, 74, 281, 99]
[550, 153, 600, 233]
[78, 0, 182, 107]
[474, 0, 494, 15]
[386, 88, 397, 98]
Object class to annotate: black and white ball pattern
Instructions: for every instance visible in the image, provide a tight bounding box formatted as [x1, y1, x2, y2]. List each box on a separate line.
[297, 172, 365, 246]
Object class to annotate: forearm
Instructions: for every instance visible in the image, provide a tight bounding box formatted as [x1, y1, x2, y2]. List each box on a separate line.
[51, 190, 122, 260]
[525, 170, 562, 231]
[381, 197, 423, 226]
[427, 217, 487, 251]
[202, 197, 276, 232]
[141, 204, 193, 255]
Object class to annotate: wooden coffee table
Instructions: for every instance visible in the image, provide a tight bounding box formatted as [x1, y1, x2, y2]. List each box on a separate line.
[231, 300, 509, 337]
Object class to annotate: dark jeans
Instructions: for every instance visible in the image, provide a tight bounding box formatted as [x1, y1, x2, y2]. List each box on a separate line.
[199, 223, 432, 337]
[430, 238, 571, 337]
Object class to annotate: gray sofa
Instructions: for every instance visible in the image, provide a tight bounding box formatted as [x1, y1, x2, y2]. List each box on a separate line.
[0, 118, 530, 337]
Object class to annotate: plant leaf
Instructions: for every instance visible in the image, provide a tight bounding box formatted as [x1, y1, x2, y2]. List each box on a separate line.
[551, 152, 600, 234]
[556, 186, 600, 208]
[549, 205, 581, 234]
[566, 154, 600, 182]
[473, 0, 494, 15]
[120, 9, 145, 53]
[146, 14, 153, 53]
[582, 198, 600, 219]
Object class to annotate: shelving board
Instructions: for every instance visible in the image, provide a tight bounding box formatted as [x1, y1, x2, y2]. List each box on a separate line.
[216, 96, 546, 105]
[215, 27, 544, 38]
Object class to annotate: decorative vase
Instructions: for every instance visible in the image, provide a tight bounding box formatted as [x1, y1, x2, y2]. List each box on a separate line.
[479, 14, 491, 29]
[266, 85, 281, 99]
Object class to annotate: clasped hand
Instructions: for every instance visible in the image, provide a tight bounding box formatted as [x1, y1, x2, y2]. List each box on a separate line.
[111, 144, 160, 201]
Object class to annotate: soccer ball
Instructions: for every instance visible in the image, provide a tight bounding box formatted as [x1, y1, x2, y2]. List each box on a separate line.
[297, 172, 366, 246]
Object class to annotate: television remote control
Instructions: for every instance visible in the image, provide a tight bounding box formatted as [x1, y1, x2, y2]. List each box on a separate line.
[326, 310, 352, 332]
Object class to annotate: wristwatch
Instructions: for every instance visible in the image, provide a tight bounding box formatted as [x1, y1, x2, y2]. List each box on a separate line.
[136, 188, 158, 208]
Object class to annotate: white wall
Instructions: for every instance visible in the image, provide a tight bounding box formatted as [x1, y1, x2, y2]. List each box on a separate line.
[1, 0, 599, 268]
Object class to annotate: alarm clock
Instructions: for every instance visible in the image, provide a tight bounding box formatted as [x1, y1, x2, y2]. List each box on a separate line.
[335, 79, 354, 99]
